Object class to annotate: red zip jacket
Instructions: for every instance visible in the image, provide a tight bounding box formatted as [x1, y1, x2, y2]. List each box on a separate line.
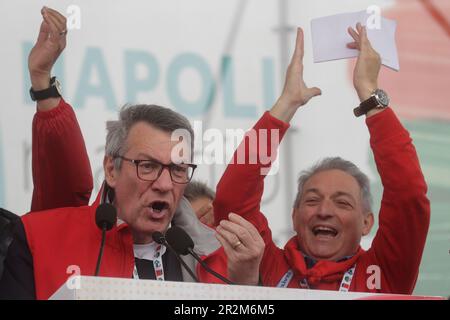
[214, 110, 430, 294]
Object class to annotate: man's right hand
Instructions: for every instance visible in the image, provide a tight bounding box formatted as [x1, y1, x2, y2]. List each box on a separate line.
[29, 7, 67, 110]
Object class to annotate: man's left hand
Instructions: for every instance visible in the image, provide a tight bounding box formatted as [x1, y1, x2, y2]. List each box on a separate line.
[347, 23, 381, 103]
[216, 213, 265, 286]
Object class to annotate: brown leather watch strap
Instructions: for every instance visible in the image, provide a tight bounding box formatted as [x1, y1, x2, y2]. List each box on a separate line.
[353, 95, 379, 117]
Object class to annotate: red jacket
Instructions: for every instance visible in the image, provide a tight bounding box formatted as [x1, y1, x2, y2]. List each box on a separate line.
[214, 110, 430, 294]
[22, 188, 226, 300]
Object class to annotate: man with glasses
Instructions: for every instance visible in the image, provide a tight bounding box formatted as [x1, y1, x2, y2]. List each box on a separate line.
[0, 7, 265, 299]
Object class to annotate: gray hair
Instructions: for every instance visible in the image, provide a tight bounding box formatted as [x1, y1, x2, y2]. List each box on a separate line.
[105, 104, 194, 169]
[183, 180, 216, 202]
[293, 157, 373, 214]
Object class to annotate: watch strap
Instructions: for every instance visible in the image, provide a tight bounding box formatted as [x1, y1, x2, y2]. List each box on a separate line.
[30, 77, 61, 101]
[353, 95, 380, 117]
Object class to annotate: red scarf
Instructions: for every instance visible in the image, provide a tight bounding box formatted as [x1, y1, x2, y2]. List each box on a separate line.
[283, 236, 364, 287]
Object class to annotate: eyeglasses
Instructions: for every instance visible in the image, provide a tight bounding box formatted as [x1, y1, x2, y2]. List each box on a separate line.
[117, 156, 197, 184]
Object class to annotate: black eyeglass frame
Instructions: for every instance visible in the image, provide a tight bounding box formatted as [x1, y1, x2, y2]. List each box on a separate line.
[117, 156, 197, 184]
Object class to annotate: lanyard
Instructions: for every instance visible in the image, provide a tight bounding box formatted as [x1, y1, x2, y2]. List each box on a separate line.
[277, 264, 356, 292]
[132, 244, 165, 281]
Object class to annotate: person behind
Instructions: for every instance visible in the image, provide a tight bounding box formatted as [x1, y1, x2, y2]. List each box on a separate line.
[213, 24, 430, 293]
[0, 7, 264, 300]
[183, 181, 215, 227]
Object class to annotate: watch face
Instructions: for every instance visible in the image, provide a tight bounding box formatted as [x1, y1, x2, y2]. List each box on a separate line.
[375, 89, 389, 106]
[54, 79, 62, 95]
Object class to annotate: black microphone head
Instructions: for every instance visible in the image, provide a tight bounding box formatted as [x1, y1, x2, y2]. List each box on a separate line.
[95, 203, 117, 231]
[165, 226, 194, 256]
[152, 231, 165, 244]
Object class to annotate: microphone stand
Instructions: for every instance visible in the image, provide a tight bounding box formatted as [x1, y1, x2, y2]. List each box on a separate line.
[164, 240, 199, 282]
[187, 248, 234, 284]
[94, 225, 107, 276]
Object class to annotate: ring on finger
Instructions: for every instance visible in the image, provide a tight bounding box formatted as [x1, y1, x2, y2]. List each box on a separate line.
[233, 240, 242, 249]
[59, 30, 68, 36]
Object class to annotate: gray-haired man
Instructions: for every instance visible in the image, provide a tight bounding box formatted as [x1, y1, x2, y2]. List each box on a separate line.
[214, 25, 430, 294]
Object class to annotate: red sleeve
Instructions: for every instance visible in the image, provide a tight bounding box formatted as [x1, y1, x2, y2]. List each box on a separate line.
[365, 108, 430, 294]
[31, 99, 93, 211]
[213, 111, 289, 246]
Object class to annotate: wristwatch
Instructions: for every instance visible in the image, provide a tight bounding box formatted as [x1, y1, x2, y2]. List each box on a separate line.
[353, 89, 389, 117]
[29, 76, 62, 101]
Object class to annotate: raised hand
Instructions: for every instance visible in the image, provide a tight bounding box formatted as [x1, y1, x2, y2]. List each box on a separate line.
[215, 213, 265, 285]
[29, 7, 67, 111]
[347, 22, 381, 103]
[29, 7, 67, 88]
[270, 27, 322, 123]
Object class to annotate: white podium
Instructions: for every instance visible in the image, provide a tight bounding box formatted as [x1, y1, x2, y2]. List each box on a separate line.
[49, 276, 443, 300]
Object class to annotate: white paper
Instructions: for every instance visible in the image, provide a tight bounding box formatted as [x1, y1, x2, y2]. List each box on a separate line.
[311, 10, 399, 71]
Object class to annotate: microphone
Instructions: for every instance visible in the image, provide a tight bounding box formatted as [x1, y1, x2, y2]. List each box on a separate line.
[94, 203, 117, 276]
[165, 226, 234, 284]
[151, 231, 165, 245]
[152, 231, 198, 282]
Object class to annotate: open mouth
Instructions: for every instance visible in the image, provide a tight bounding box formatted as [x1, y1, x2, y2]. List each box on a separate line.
[312, 226, 338, 238]
[148, 201, 170, 218]
[150, 201, 169, 212]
